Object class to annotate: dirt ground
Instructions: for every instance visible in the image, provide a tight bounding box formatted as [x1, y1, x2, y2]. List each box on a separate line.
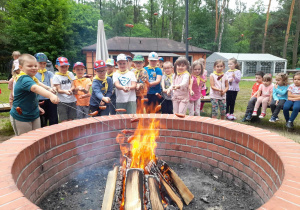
[38, 162, 262, 210]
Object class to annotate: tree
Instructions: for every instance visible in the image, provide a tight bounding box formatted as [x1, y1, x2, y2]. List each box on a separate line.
[262, 0, 271, 53]
[292, 0, 300, 68]
[282, 0, 295, 58]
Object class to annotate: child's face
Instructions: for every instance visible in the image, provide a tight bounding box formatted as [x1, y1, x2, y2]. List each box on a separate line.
[95, 67, 107, 78]
[255, 75, 263, 83]
[202, 61, 206, 69]
[37, 62, 47, 70]
[149, 60, 157, 67]
[263, 80, 271, 87]
[163, 64, 173, 75]
[158, 61, 164, 67]
[214, 63, 224, 73]
[228, 61, 235, 70]
[13, 55, 20, 60]
[106, 65, 114, 73]
[193, 65, 202, 76]
[176, 63, 187, 73]
[128, 60, 132, 69]
[117, 60, 128, 71]
[294, 75, 300, 86]
[275, 77, 284, 86]
[20, 59, 38, 77]
[74, 66, 86, 77]
[56, 65, 69, 74]
[133, 61, 144, 70]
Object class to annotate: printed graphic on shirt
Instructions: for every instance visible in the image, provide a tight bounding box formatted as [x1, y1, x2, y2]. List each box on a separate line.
[118, 76, 130, 86]
[62, 79, 71, 85]
[149, 71, 157, 82]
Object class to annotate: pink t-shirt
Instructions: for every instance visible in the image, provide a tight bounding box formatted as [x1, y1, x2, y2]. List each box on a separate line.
[209, 73, 228, 100]
[258, 83, 273, 97]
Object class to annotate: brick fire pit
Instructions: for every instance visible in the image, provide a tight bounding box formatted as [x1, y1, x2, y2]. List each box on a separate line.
[0, 114, 300, 209]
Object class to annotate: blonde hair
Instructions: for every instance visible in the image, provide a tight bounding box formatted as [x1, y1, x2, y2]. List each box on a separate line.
[293, 72, 300, 79]
[276, 73, 289, 86]
[191, 60, 203, 76]
[198, 58, 206, 65]
[228, 57, 240, 70]
[174, 57, 190, 76]
[163, 61, 173, 68]
[213, 59, 225, 68]
[262, 74, 272, 82]
[12, 51, 21, 57]
[19, 54, 36, 66]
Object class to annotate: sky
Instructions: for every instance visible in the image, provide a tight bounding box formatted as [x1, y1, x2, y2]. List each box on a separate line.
[228, 0, 280, 12]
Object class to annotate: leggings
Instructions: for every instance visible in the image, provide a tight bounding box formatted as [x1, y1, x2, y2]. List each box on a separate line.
[283, 100, 300, 122]
[188, 98, 201, 116]
[226, 90, 238, 114]
[254, 96, 269, 113]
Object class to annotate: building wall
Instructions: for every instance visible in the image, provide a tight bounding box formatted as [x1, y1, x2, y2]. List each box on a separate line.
[83, 51, 207, 75]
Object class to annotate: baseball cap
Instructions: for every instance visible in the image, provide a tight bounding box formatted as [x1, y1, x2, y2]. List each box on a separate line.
[106, 58, 115, 66]
[158, 57, 164, 61]
[126, 55, 133, 61]
[73, 62, 85, 68]
[94, 60, 106, 70]
[117, 54, 127, 62]
[133, 55, 144, 62]
[148, 52, 158, 60]
[35, 53, 48, 62]
[56, 57, 70, 66]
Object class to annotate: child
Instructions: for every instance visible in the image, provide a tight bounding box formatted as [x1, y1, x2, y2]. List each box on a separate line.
[7, 51, 21, 80]
[161, 61, 174, 114]
[73, 62, 92, 119]
[158, 57, 164, 69]
[145, 52, 162, 111]
[209, 60, 229, 119]
[8, 61, 20, 107]
[126, 55, 134, 70]
[198, 58, 207, 112]
[252, 74, 273, 118]
[9, 54, 59, 136]
[269, 73, 289, 122]
[188, 60, 204, 116]
[90, 60, 113, 116]
[34, 53, 58, 127]
[106, 58, 116, 115]
[283, 72, 300, 129]
[225, 58, 241, 120]
[132, 55, 148, 98]
[53, 57, 77, 122]
[172, 57, 190, 115]
[113, 54, 137, 114]
[242, 71, 265, 121]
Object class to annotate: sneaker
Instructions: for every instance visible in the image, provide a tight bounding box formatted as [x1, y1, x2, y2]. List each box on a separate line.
[286, 121, 294, 129]
[259, 113, 266, 118]
[252, 111, 257, 116]
[245, 113, 252, 121]
[269, 117, 276, 123]
[275, 117, 279, 121]
[231, 114, 237, 120]
[227, 114, 234, 120]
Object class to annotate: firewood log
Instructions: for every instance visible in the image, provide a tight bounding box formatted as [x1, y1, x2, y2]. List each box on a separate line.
[125, 168, 144, 210]
[101, 166, 119, 210]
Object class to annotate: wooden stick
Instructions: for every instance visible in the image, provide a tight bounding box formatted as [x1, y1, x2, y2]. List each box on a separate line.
[101, 166, 119, 210]
[160, 177, 183, 210]
[146, 176, 164, 210]
[125, 168, 144, 210]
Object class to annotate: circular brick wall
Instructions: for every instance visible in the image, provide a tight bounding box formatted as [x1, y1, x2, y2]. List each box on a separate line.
[0, 114, 300, 209]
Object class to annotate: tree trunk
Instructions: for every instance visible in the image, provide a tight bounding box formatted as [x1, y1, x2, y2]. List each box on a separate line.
[171, 0, 175, 39]
[214, 0, 219, 43]
[181, 18, 185, 43]
[150, 0, 153, 36]
[292, 0, 300, 68]
[161, 3, 165, 37]
[262, 0, 272, 53]
[218, 0, 228, 52]
[283, 0, 295, 59]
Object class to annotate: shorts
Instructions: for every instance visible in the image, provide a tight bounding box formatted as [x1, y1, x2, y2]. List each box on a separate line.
[57, 102, 77, 121]
[116, 101, 137, 114]
[211, 98, 226, 117]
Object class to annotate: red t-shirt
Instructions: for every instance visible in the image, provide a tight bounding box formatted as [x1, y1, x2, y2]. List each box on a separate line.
[251, 82, 262, 97]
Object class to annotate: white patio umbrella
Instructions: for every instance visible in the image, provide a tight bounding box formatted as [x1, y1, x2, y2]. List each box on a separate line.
[96, 20, 109, 61]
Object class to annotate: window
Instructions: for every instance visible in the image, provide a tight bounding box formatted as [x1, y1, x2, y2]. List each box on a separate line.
[275, 62, 285, 73]
[245, 62, 257, 75]
[260, 62, 272, 74]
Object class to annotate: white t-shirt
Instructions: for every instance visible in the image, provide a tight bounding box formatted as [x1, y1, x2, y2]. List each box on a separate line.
[52, 72, 76, 103]
[113, 71, 137, 103]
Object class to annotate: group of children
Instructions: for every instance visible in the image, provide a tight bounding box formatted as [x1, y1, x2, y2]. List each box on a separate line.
[8, 51, 300, 136]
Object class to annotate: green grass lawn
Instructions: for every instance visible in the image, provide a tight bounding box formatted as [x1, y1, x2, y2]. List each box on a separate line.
[0, 84, 10, 103]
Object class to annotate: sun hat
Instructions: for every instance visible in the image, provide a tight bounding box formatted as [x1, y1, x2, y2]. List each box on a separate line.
[73, 62, 85, 68]
[106, 58, 115, 66]
[133, 55, 145, 62]
[148, 52, 158, 61]
[117, 54, 127, 62]
[56, 57, 70, 66]
[94, 60, 106, 70]
[35, 53, 48, 62]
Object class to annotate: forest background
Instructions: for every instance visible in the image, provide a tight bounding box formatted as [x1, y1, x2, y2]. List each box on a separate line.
[0, 0, 299, 77]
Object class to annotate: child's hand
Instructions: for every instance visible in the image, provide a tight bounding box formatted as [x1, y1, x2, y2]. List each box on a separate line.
[136, 84, 140, 90]
[162, 89, 167, 93]
[274, 84, 278, 89]
[232, 73, 235, 78]
[102, 97, 111, 104]
[39, 106, 45, 115]
[167, 89, 171, 96]
[275, 100, 279, 105]
[190, 90, 194, 96]
[100, 101, 105, 105]
[65, 90, 73, 95]
[123, 86, 129, 92]
[50, 95, 59, 104]
[172, 85, 180, 90]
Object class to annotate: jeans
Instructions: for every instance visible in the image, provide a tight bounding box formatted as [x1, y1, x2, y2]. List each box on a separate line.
[283, 100, 300, 122]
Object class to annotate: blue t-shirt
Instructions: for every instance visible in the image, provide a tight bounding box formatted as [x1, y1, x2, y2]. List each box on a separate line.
[10, 75, 40, 122]
[145, 66, 162, 94]
[35, 71, 54, 100]
[90, 77, 113, 107]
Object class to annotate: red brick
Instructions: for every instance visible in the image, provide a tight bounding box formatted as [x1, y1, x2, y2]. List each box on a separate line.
[218, 147, 229, 156]
[198, 141, 207, 149]
[207, 143, 218, 152]
[224, 141, 235, 150]
[177, 138, 187, 145]
[230, 151, 240, 161]
[202, 150, 212, 158]
[207, 158, 218, 167]
[219, 162, 229, 172]
[202, 135, 213, 142]
[214, 137, 225, 146]
[223, 156, 234, 166]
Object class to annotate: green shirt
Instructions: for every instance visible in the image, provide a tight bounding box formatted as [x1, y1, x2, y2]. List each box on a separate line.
[10, 75, 40, 122]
